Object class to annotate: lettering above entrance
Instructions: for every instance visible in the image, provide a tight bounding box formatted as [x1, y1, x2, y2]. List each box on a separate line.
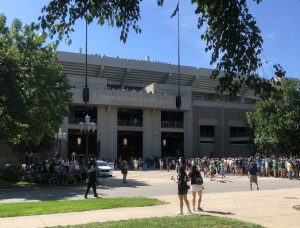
[71, 88, 191, 110]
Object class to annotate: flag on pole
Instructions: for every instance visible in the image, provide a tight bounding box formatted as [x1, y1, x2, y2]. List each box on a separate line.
[170, 2, 179, 18]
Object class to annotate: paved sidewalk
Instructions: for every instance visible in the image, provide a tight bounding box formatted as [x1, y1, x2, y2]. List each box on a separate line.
[1, 187, 300, 228]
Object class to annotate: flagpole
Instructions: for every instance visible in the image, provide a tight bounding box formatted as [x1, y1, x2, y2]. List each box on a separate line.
[171, 1, 181, 109]
[177, 0, 181, 98]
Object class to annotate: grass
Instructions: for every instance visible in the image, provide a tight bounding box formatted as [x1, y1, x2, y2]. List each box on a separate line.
[0, 197, 166, 217]
[0, 179, 85, 190]
[54, 215, 262, 228]
[293, 205, 300, 211]
[0, 179, 48, 189]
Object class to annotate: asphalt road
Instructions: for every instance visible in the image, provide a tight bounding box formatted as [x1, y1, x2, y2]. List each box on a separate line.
[0, 171, 299, 203]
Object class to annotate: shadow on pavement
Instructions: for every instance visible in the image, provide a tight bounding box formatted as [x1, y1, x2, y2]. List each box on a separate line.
[0, 177, 149, 202]
[204, 210, 234, 215]
[98, 176, 149, 189]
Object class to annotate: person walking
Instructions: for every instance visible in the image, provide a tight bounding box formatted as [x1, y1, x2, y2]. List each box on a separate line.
[84, 164, 98, 199]
[160, 159, 164, 171]
[209, 161, 215, 181]
[120, 160, 129, 183]
[171, 165, 192, 215]
[220, 160, 225, 179]
[248, 161, 259, 191]
[286, 160, 293, 180]
[188, 165, 204, 211]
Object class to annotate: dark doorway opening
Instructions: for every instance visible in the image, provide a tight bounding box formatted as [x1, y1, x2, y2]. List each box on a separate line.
[68, 129, 97, 161]
[68, 106, 97, 124]
[161, 132, 184, 158]
[117, 108, 143, 127]
[117, 131, 143, 161]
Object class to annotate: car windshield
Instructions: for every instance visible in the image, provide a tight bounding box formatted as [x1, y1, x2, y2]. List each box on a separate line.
[97, 162, 108, 166]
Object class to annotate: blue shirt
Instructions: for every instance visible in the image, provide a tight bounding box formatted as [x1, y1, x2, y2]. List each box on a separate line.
[249, 164, 258, 176]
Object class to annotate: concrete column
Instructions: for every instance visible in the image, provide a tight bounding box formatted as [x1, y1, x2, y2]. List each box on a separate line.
[143, 109, 161, 158]
[184, 110, 193, 157]
[97, 106, 117, 160]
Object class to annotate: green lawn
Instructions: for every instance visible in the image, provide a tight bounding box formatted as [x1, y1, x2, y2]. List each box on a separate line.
[0, 179, 85, 189]
[55, 215, 262, 228]
[0, 179, 48, 189]
[0, 197, 166, 217]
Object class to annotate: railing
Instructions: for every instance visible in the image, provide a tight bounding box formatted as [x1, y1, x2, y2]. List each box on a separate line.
[118, 120, 143, 127]
[68, 118, 97, 124]
[230, 133, 249, 138]
[161, 121, 183, 128]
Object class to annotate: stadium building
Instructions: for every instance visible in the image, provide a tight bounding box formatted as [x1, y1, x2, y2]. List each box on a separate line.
[57, 51, 257, 161]
[0, 51, 258, 165]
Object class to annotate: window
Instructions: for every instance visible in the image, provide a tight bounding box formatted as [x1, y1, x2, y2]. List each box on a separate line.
[230, 127, 249, 138]
[200, 126, 214, 138]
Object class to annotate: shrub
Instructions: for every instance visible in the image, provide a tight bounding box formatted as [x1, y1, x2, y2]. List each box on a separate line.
[2, 165, 21, 181]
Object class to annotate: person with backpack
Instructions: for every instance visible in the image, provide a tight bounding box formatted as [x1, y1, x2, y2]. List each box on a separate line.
[188, 165, 204, 211]
[171, 165, 192, 215]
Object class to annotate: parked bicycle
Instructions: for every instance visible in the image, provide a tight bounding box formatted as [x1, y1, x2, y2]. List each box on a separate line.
[48, 173, 77, 186]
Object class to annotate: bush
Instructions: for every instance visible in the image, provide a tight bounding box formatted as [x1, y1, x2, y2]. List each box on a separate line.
[2, 165, 21, 181]
[21, 172, 52, 184]
[0, 169, 4, 178]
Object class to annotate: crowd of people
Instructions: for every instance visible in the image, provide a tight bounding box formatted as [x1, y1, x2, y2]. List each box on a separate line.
[23, 152, 91, 183]
[20, 153, 300, 214]
[147, 156, 300, 180]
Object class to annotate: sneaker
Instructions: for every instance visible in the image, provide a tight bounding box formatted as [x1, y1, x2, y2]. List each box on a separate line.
[257, 187, 259, 191]
[84, 195, 87, 199]
[186, 210, 193, 215]
[197, 207, 203, 211]
[176, 211, 183, 215]
[192, 209, 196, 212]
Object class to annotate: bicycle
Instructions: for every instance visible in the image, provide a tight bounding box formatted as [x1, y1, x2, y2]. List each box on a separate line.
[48, 174, 77, 186]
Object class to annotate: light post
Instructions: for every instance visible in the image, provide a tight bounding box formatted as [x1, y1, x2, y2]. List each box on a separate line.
[123, 138, 128, 161]
[162, 138, 167, 157]
[79, 114, 96, 164]
[55, 128, 66, 158]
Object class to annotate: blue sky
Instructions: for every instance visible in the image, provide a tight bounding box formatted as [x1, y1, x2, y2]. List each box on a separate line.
[1, 0, 299, 78]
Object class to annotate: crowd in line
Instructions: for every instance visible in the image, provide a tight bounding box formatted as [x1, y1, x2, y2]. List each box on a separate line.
[22, 152, 91, 181]
[120, 156, 300, 180]
[22, 152, 300, 183]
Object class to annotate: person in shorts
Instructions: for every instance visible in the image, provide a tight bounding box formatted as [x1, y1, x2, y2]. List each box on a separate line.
[248, 161, 259, 191]
[188, 165, 204, 211]
[171, 165, 192, 215]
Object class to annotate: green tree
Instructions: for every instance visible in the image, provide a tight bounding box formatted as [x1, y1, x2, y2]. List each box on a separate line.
[0, 14, 72, 153]
[35, 0, 285, 97]
[247, 79, 300, 156]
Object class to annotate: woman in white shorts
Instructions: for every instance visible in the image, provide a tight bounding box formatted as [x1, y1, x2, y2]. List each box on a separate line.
[188, 165, 204, 211]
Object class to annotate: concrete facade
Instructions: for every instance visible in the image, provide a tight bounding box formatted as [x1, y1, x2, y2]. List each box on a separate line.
[0, 51, 258, 165]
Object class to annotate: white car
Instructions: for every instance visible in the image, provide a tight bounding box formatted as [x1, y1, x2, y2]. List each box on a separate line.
[96, 160, 113, 177]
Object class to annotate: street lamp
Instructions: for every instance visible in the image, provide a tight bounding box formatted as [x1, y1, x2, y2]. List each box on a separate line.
[55, 128, 66, 158]
[162, 138, 167, 157]
[163, 139, 167, 146]
[79, 114, 96, 164]
[123, 138, 128, 146]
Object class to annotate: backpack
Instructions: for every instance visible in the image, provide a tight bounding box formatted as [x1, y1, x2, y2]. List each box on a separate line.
[195, 173, 203, 185]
